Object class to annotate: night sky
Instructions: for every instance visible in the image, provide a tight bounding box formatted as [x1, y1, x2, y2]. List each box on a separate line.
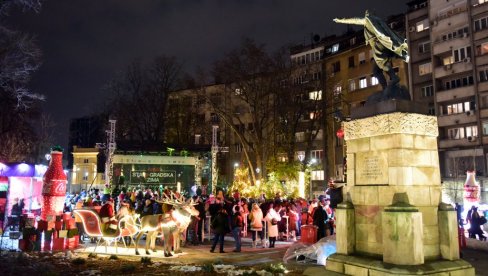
[11, 0, 407, 148]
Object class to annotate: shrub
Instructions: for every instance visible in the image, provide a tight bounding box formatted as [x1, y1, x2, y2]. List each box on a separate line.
[140, 257, 152, 265]
[109, 254, 119, 260]
[120, 264, 136, 273]
[71, 257, 86, 265]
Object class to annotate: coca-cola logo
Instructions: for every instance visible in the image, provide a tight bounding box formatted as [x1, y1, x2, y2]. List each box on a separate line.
[53, 180, 66, 195]
[42, 180, 66, 196]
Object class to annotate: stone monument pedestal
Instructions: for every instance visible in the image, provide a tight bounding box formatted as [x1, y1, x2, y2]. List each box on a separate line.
[324, 102, 474, 275]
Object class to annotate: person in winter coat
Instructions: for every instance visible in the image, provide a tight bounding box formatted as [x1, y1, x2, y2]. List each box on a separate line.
[232, 205, 244, 252]
[249, 203, 264, 248]
[312, 197, 329, 241]
[469, 208, 487, 241]
[210, 206, 230, 253]
[286, 205, 298, 241]
[265, 203, 282, 248]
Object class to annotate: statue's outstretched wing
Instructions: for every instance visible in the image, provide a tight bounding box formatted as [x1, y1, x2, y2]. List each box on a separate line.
[333, 17, 365, 26]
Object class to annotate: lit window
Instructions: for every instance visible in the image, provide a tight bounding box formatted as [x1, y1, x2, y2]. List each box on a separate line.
[349, 79, 356, 91]
[370, 75, 379, 86]
[448, 127, 465, 139]
[358, 52, 366, 64]
[311, 170, 324, 181]
[416, 19, 429, 32]
[477, 42, 488, 55]
[333, 85, 342, 96]
[466, 125, 478, 138]
[419, 62, 432, 76]
[309, 90, 322, 100]
[483, 121, 488, 135]
[331, 44, 339, 53]
[359, 77, 367, 88]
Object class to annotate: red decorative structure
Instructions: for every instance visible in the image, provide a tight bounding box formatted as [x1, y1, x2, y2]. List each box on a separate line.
[464, 170, 480, 203]
[41, 148, 67, 221]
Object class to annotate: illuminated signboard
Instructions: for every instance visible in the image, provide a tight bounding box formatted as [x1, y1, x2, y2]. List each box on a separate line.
[130, 170, 176, 185]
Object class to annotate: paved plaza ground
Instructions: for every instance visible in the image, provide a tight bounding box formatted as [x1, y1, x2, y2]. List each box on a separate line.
[2, 234, 488, 275]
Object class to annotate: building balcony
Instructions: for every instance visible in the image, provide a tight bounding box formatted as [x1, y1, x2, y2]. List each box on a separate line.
[435, 85, 475, 102]
[439, 137, 478, 148]
[472, 1, 488, 17]
[434, 61, 473, 79]
[479, 80, 488, 93]
[433, 11, 468, 33]
[437, 112, 478, 127]
[480, 107, 488, 118]
[432, 35, 470, 55]
[474, 28, 488, 41]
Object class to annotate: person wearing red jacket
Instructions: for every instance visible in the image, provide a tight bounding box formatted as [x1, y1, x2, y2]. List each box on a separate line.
[99, 198, 117, 234]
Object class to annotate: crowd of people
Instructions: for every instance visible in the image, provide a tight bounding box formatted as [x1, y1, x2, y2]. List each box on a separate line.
[63, 185, 339, 252]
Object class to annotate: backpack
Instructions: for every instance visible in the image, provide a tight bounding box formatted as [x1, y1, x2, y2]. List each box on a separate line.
[480, 216, 487, 225]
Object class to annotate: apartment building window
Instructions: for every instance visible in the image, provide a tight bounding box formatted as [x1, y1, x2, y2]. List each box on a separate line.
[441, 26, 469, 41]
[312, 71, 322, 81]
[474, 16, 488, 32]
[444, 75, 474, 90]
[453, 46, 471, 62]
[443, 101, 473, 115]
[419, 62, 432, 76]
[348, 56, 355, 68]
[333, 85, 342, 96]
[296, 151, 305, 161]
[482, 95, 488, 108]
[443, 56, 454, 65]
[350, 37, 356, 45]
[448, 127, 465, 139]
[370, 75, 379, 86]
[234, 143, 242, 153]
[331, 44, 339, 53]
[295, 132, 305, 142]
[483, 121, 488, 135]
[421, 85, 434, 97]
[428, 104, 435, 115]
[309, 90, 322, 100]
[309, 111, 319, 120]
[474, 0, 488, 6]
[83, 158, 89, 163]
[416, 19, 429, 32]
[359, 77, 367, 89]
[476, 42, 488, 56]
[446, 102, 464, 114]
[466, 125, 478, 138]
[310, 150, 323, 162]
[82, 175, 88, 181]
[358, 52, 366, 64]
[348, 79, 357, 91]
[418, 41, 431, 54]
[311, 170, 324, 181]
[332, 61, 341, 73]
[480, 68, 488, 82]
[194, 134, 201, 145]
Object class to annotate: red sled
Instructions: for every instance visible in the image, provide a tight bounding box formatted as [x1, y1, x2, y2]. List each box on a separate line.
[54, 221, 63, 231]
[65, 237, 76, 249]
[52, 238, 65, 251]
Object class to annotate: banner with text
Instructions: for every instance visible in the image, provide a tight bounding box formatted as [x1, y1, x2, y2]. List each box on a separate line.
[130, 170, 177, 185]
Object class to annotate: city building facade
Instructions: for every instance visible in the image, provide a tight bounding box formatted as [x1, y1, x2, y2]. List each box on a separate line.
[407, 0, 488, 178]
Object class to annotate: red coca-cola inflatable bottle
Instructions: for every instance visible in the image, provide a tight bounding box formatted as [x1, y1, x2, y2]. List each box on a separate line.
[41, 146, 67, 221]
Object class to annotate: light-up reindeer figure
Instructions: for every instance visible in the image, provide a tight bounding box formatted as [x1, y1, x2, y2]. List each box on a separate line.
[134, 194, 199, 257]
